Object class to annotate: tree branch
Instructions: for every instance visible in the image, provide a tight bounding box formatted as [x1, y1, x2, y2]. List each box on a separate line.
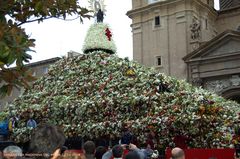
[55, 15, 81, 21]
[16, 17, 52, 26]
[16, 15, 81, 26]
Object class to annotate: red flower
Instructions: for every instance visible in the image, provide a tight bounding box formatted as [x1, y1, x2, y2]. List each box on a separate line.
[105, 121, 110, 127]
[209, 100, 215, 105]
[105, 28, 112, 41]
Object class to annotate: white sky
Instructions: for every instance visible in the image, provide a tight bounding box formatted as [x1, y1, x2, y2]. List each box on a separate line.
[24, 0, 219, 63]
[24, 0, 132, 62]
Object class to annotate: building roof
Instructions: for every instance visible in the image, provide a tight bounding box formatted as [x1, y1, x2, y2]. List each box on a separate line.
[0, 57, 61, 73]
[183, 30, 240, 62]
[24, 57, 61, 68]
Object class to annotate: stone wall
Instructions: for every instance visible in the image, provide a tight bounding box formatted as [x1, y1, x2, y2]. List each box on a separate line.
[128, 0, 217, 79]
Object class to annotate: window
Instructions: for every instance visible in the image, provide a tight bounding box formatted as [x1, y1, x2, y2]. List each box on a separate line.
[148, 0, 160, 4]
[155, 56, 162, 66]
[20, 88, 25, 95]
[155, 16, 160, 27]
[9, 89, 13, 97]
[43, 67, 48, 74]
[0, 102, 3, 111]
[205, 19, 208, 29]
[32, 70, 36, 76]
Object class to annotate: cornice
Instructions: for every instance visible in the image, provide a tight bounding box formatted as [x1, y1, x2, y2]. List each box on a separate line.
[127, 0, 183, 18]
[183, 30, 240, 62]
[126, 0, 217, 18]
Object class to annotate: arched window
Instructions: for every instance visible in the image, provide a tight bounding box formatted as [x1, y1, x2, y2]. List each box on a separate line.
[222, 86, 240, 104]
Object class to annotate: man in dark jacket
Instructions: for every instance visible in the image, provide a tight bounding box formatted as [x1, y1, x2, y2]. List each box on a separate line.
[83, 141, 96, 159]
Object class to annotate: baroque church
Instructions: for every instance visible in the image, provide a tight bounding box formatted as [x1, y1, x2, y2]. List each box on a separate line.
[127, 0, 240, 102]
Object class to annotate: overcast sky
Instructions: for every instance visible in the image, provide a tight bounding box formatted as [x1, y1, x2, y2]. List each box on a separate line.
[24, 0, 219, 63]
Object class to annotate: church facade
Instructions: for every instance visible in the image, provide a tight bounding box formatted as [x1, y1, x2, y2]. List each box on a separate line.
[127, 0, 240, 101]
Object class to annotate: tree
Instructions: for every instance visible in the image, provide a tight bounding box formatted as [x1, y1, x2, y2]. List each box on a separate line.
[0, 0, 91, 97]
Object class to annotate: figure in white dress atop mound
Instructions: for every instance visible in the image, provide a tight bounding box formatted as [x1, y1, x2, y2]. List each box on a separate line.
[83, 0, 117, 54]
[89, 0, 106, 23]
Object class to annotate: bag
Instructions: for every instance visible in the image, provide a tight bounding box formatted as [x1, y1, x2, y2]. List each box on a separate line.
[0, 121, 8, 135]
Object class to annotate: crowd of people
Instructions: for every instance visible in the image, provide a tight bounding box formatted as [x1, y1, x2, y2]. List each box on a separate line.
[0, 124, 185, 159]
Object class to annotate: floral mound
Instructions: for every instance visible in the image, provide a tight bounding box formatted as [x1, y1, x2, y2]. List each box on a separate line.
[4, 52, 240, 148]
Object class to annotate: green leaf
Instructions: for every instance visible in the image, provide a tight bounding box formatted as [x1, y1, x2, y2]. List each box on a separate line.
[6, 53, 16, 66]
[0, 61, 4, 65]
[0, 42, 10, 58]
[0, 85, 9, 97]
[35, 1, 43, 12]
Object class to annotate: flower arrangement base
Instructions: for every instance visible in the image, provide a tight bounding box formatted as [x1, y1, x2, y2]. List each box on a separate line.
[165, 148, 235, 159]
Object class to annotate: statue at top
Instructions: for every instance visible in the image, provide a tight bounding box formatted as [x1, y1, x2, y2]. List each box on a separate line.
[83, 0, 116, 55]
[89, 0, 106, 23]
[97, 9, 104, 23]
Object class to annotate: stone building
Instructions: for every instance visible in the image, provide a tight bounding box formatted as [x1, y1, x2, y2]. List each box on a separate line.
[0, 51, 81, 110]
[127, 0, 240, 102]
[0, 57, 60, 110]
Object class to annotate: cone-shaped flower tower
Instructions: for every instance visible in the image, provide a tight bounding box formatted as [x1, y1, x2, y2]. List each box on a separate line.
[82, 23, 116, 54]
[83, 0, 116, 54]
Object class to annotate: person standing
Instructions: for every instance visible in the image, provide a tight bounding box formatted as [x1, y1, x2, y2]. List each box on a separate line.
[95, 146, 107, 159]
[3, 146, 22, 159]
[83, 141, 96, 159]
[102, 144, 145, 159]
[102, 145, 124, 159]
[171, 147, 185, 159]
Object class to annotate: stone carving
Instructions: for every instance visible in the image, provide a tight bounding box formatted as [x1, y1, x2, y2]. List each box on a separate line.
[231, 75, 240, 86]
[190, 18, 201, 40]
[205, 75, 240, 94]
[205, 79, 231, 93]
[191, 42, 200, 51]
[192, 78, 203, 87]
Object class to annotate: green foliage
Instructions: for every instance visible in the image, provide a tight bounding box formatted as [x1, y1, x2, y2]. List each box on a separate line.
[0, 112, 8, 121]
[0, 0, 91, 97]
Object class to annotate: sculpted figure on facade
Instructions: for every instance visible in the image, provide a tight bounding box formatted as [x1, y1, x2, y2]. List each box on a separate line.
[190, 18, 201, 40]
[192, 78, 203, 87]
